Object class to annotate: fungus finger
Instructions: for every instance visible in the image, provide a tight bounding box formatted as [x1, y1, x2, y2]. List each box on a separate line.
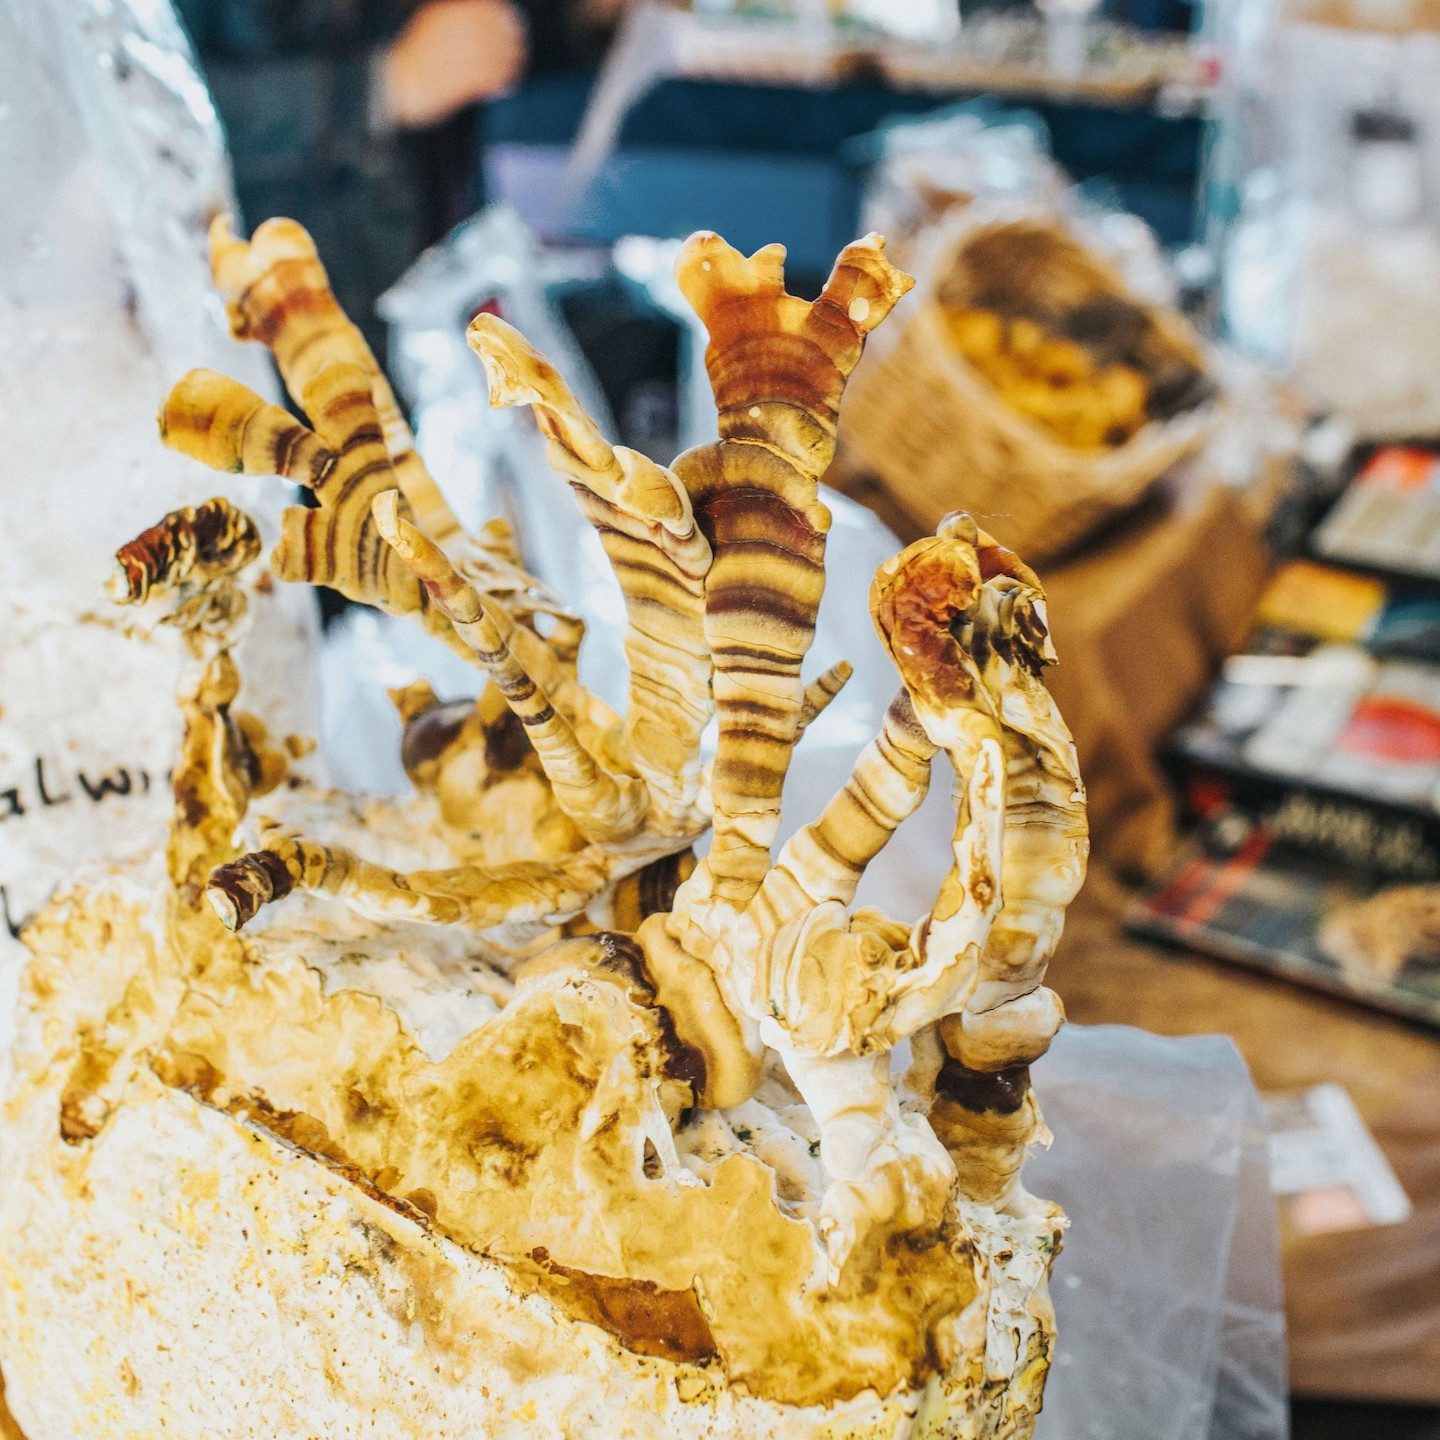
[207, 216, 464, 545]
[208, 837, 612, 932]
[109, 498, 261, 605]
[940, 530, 1087, 1019]
[796, 661, 854, 734]
[768, 1041, 954, 1278]
[966, 724, 1087, 1017]
[676, 230, 913, 479]
[158, 370, 335, 489]
[750, 691, 935, 932]
[940, 988, 1065, 1074]
[377, 496, 646, 844]
[206, 214, 579, 646]
[667, 235, 908, 918]
[245, 362, 456, 648]
[468, 316, 714, 829]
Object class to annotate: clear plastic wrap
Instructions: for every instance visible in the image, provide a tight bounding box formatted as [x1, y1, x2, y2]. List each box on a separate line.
[0, 2, 314, 977]
[1206, 1, 1440, 435]
[0, 0, 280, 599]
[856, 102, 1068, 266]
[1032, 1026, 1288, 1440]
[855, 100, 1185, 307]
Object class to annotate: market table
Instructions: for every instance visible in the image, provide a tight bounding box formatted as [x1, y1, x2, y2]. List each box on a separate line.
[1053, 866, 1440, 1403]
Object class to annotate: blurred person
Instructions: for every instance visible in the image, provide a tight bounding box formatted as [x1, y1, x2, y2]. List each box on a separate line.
[178, 0, 528, 352]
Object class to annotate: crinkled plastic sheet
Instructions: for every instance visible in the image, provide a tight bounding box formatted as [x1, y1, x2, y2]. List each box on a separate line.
[854, 100, 1183, 308]
[855, 101, 1067, 255]
[1032, 1027, 1288, 1440]
[0, 0, 300, 608]
[0, 0, 266, 394]
[0, 0, 312, 1040]
[344, 212, 1289, 1440]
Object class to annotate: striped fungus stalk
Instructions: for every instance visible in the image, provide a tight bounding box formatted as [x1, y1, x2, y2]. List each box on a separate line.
[149, 218, 1087, 1264]
[107, 498, 288, 905]
[161, 217, 583, 658]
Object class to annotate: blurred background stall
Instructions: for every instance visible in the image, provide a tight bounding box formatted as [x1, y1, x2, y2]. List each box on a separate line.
[371, 4, 1440, 1432]
[6, 0, 1440, 1436]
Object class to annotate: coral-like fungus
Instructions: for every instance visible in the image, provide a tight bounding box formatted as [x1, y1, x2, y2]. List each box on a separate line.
[1, 216, 1088, 1440]
[160, 204, 1089, 1323]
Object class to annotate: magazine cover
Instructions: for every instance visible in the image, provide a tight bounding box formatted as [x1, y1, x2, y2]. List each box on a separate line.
[1312, 444, 1440, 582]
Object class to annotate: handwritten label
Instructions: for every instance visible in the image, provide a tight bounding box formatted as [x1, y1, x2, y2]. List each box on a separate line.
[0, 754, 157, 939]
[0, 755, 153, 824]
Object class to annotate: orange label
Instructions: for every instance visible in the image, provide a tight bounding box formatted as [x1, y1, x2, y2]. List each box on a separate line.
[1256, 560, 1384, 642]
[1358, 446, 1439, 492]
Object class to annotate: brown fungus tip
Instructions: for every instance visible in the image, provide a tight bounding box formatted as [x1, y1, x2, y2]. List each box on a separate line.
[109, 498, 261, 615]
[371, 488, 402, 542]
[207, 849, 295, 932]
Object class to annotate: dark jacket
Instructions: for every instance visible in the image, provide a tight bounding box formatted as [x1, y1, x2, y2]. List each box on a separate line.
[176, 0, 456, 353]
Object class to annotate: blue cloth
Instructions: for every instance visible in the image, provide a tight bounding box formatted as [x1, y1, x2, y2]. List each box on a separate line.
[485, 74, 1203, 263]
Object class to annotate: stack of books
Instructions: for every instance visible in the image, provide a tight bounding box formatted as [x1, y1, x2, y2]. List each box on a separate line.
[1129, 445, 1440, 1027]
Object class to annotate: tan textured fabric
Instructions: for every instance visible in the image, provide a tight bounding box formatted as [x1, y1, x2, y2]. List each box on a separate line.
[1039, 474, 1272, 876]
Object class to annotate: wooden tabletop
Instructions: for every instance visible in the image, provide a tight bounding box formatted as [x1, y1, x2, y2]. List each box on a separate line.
[1055, 867, 1440, 1402]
